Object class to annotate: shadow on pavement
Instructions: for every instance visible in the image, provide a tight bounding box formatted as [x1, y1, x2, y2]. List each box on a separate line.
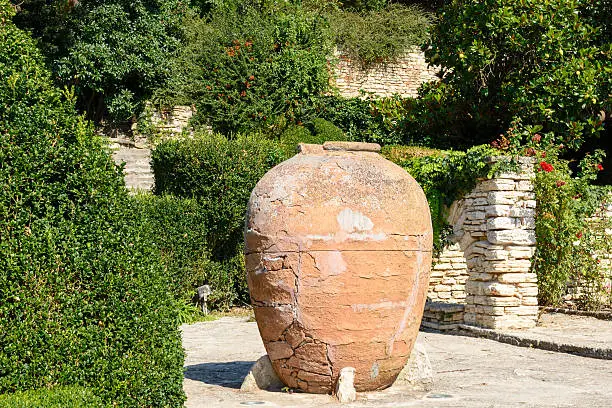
[184, 361, 255, 389]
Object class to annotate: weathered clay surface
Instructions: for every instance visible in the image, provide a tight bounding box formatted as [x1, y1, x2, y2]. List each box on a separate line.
[245, 142, 433, 393]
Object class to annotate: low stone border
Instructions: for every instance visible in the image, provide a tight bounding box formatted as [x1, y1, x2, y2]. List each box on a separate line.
[421, 302, 464, 331]
[542, 307, 612, 321]
[456, 324, 612, 360]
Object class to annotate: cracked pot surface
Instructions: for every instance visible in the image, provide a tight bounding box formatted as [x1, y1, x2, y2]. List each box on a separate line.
[244, 142, 433, 393]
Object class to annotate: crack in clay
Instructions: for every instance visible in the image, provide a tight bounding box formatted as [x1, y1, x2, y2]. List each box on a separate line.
[246, 248, 433, 255]
[293, 253, 302, 322]
[351, 300, 411, 312]
[251, 299, 294, 307]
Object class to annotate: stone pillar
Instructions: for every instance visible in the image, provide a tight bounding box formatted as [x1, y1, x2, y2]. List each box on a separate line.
[428, 243, 468, 303]
[457, 157, 538, 329]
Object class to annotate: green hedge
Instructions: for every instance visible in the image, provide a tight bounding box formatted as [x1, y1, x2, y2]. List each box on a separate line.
[0, 387, 105, 408]
[0, 4, 184, 406]
[278, 118, 347, 156]
[150, 133, 286, 307]
[135, 194, 247, 310]
[313, 95, 404, 145]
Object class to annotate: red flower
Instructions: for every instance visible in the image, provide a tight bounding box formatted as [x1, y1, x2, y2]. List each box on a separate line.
[598, 164, 604, 171]
[576, 231, 583, 239]
[556, 180, 566, 187]
[541, 152, 546, 158]
[532, 133, 542, 142]
[540, 161, 554, 172]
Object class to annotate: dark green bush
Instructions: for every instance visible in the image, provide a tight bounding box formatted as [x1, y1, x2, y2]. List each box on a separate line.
[314, 95, 404, 144]
[279, 119, 347, 156]
[13, 0, 188, 123]
[340, 0, 389, 12]
[0, 386, 105, 408]
[158, 0, 332, 134]
[135, 194, 209, 302]
[135, 193, 247, 310]
[0, 4, 184, 406]
[309, 118, 346, 141]
[151, 133, 285, 306]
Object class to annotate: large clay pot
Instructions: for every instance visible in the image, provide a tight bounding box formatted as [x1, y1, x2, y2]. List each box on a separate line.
[244, 142, 432, 393]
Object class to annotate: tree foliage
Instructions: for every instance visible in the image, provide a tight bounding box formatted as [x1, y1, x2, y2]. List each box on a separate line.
[156, 0, 333, 135]
[12, 0, 188, 123]
[418, 0, 612, 150]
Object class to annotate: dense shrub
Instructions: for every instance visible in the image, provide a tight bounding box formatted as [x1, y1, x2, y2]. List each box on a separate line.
[308, 118, 346, 141]
[0, 386, 104, 408]
[314, 95, 403, 145]
[157, 0, 332, 134]
[331, 4, 432, 66]
[135, 194, 247, 310]
[340, 0, 389, 12]
[151, 133, 286, 306]
[533, 153, 612, 308]
[278, 119, 347, 156]
[419, 0, 612, 150]
[0, 4, 184, 406]
[13, 0, 188, 123]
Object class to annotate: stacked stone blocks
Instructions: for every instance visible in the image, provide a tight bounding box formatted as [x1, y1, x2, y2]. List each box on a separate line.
[425, 158, 539, 330]
[460, 158, 538, 329]
[149, 105, 195, 136]
[421, 302, 465, 331]
[333, 48, 438, 98]
[428, 243, 468, 303]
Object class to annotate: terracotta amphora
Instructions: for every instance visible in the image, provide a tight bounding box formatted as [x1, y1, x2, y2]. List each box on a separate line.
[244, 141, 432, 393]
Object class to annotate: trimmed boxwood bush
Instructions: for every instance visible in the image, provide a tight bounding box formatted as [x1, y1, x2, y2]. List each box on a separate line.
[313, 95, 400, 144]
[0, 386, 105, 408]
[135, 193, 247, 310]
[308, 118, 347, 142]
[151, 133, 286, 307]
[279, 119, 347, 156]
[0, 3, 184, 406]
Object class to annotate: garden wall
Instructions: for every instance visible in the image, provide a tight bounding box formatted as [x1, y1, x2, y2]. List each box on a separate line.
[110, 106, 195, 191]
[425, 158, 539, 330]
[332, 48, 438, 98]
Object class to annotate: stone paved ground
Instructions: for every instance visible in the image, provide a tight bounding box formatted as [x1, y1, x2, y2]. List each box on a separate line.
[182, 313, 612, 408]
[507, 312, 612, 350]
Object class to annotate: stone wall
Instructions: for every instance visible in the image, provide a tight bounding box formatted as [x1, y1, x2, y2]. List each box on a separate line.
[422, 303, 464, 331]
[332, 48, 438, 98]
[148, 105, 195, 136]
[109, 105, 195, 192]
[428, 243, 468, 303]
[425, 158, 539, 330]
